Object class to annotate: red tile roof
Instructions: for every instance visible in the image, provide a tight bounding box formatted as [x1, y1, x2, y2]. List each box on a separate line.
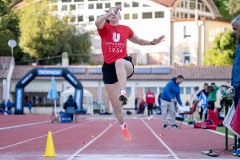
[11, 65, 232, 81]
[152, 0, 179, 7]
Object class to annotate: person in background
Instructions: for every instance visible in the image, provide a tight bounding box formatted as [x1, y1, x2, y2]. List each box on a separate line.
[157, 93, 162, 114]
[208, 82, 219, 111]
[190, 86, 200, 104]
[145, 88, 155, 120]
[138, 99, 146, 114]
[219, 81, 233, 116]
[190, 86, 200, 122]
[28, 100, 32, 114]
[6, 99, 14, 115]
[161, 75, 184, 129]
[194, 104, 221, 129]
[95, 5, 165, 142]
[135, 97, 138, 113]
[64, 95, 78, 121]
[230, 15, 240, 156]
[1, 99, 6, 113]
[197, 83, 209, 121]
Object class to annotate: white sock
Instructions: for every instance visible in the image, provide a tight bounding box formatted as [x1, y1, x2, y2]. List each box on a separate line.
[120, 122, 126, 129]
[120, 90, 126, 95]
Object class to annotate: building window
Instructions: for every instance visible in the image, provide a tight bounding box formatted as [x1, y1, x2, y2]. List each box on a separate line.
[183, 52, 190, 64]
[115, 2, 121, 6]
[74, 0, 84, 2]
[78, 15, 83, 22]
[70, 4, 76, 10]
[124, 14, 130, 20]
[62, 0, 71, 2]
[70, 16, 75, 22]
[132, 1, 139, 7]
[78, 4, 84, 10]
[155, 11, 164, 18]
[180, 87, 184, 94]
[96, 3, 103, 9]
[88, 3, 94, 9]
[143, 4, 150, 7]
[142, 12, 152, 19]
[105, 3, 110, 8]
[159, 87, 165, 93]
[124, 2, 130, 8]
[50, 0, 58, 2]
[89, 15, 94, 21]
[189, 1, 196, 9]
[186, 87, 192, 94]
[132, 13, 138, 19]
[62, 5, 68, 11]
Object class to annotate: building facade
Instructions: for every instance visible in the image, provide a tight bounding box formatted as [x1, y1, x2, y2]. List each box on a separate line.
[11, 0, 231, 66]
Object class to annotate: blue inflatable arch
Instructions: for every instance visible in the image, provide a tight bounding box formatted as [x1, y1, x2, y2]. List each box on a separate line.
[15, 68, 83, 114]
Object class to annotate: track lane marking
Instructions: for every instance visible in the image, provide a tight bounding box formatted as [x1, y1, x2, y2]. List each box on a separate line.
[0, 121, 50, 131]
[67, 121, 117, 160]
[141, 119, 180, 159]
[0, 120, 96, 150]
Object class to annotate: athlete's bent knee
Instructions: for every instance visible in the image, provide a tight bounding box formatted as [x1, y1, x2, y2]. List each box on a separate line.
[115, 59, 125, 68]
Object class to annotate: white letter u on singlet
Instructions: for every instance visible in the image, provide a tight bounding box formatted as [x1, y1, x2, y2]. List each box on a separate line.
[112, 32, 120, 42]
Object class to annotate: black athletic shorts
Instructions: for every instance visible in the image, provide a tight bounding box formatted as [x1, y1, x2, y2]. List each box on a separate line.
[102, 56, 134, 84]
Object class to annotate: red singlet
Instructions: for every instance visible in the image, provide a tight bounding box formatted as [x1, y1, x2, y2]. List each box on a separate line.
[97, 22, 134, 64]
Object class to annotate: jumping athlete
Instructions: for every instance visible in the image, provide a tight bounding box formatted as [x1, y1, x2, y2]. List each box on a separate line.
[95, 5, 165, 142]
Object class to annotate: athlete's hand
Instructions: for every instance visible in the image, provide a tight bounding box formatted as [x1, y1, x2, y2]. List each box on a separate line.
[152, 35, 165, 45]
[113, 5, 122, 14]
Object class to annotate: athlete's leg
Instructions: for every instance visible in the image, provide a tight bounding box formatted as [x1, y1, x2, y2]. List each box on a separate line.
[105, 82, 131, 141]
[115, 59, 133, 92]
[105, 82, 124, 124]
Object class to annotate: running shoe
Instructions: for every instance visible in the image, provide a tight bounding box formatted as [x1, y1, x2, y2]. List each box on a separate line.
[163, 124, 168, 129]
[171, 124, 179, 129]
[119, 94, 128, 105]
[122, 123, 131, 142]
[232, 148, 240, 156]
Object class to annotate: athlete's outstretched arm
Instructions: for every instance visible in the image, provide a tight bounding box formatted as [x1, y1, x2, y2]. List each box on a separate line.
[95, 5, 122, 29]
[129, 34, 165, 46]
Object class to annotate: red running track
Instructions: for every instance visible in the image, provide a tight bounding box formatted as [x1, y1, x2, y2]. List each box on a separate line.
[0, 114, 237, 160]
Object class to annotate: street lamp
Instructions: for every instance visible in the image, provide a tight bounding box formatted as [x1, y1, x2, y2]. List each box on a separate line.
[8, 39, 17, 57]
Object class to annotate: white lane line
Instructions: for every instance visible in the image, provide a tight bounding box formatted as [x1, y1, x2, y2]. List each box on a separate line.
[141, 119, 180, 159]
[207, 129, 234, 138]
[0, 121, 50, 131]
[0, 120, 96, 150]
[74, 154, 173, 157]
[67, 121, 117, 160]
[73, 154, 173, 160]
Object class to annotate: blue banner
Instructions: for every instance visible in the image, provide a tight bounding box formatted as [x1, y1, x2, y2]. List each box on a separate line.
[75, 89, 83, 110]
[16, 88, 23, 110]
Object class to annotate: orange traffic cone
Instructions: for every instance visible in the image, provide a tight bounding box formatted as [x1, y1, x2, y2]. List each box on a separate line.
[43, 131, 57, 157]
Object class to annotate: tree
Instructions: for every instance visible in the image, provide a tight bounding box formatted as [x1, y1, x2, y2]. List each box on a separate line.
[204, 30, 236, 66]
[18, 0, 91, 64]
[224, 0, 240, 18]
[213, 0, 231, 20]
[0, 0, 22, 57]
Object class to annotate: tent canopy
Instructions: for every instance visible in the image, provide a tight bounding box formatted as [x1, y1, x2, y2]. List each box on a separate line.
[60, 87, 93, 114]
